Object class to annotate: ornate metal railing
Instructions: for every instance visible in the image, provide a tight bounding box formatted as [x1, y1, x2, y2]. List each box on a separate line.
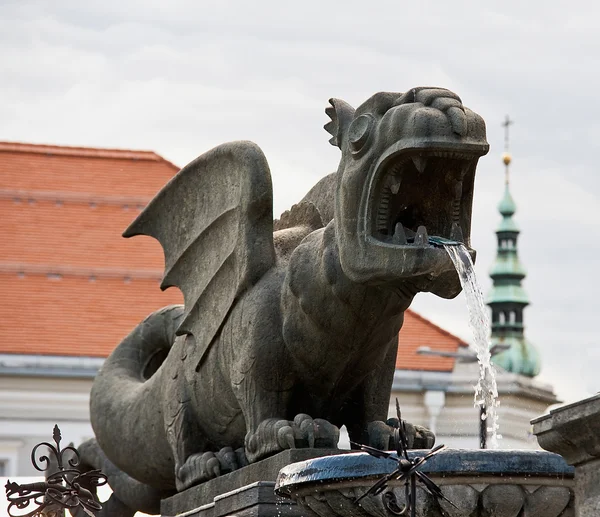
[4, 425, 107, 517]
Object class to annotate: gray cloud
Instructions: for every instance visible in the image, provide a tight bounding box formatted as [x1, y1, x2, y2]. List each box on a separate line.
[1, 0, 598, 403]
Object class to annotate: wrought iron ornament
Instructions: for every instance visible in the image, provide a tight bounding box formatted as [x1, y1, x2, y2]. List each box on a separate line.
[351, 399, 458, 517]
[5, 425, 107, 517]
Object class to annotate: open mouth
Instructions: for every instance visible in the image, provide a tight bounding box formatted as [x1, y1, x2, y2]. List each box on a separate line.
[369, 149, 477, 248]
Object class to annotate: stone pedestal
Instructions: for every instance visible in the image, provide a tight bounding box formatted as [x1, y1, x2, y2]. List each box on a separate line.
[532, 393, 600, 517]
[276, 449, 574, 517]
[160, 449, 340, 517]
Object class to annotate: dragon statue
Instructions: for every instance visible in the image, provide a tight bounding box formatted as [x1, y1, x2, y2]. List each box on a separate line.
[79, 87, 488, 516]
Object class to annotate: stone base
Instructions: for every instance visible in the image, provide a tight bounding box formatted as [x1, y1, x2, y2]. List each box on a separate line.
[161, 449, 341, 517]
[533, 393, 600, 517]
[277, 450, 575, 517]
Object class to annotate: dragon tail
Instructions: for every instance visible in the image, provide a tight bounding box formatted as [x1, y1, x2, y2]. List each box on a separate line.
[90, 304, 184, 489]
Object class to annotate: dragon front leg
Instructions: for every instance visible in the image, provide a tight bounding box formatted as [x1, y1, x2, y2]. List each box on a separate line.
[341, 339, 436, 451]
[161, 335, 240, 491]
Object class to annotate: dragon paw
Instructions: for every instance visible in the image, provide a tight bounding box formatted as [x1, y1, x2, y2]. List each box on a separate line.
[366, 418, 435, 450]
[245, 414, 340, 464]
[176, 447, 248, 491]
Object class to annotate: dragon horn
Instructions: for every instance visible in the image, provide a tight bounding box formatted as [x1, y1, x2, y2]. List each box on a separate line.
[324, 98, 355, 148]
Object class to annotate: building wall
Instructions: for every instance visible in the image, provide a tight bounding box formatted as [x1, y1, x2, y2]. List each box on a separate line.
[391, 365, 557, 450]
[0, 374, 94, 476]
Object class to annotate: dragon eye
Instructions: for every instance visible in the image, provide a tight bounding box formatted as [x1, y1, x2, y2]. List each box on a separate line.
[348, 114, 374, 153]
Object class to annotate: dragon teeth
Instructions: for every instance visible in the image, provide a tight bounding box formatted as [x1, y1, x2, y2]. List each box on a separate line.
[412, 156, 428, 174]
[390, 180, 402, 195]
[377, 191, 391, 231]
[415, 226, 429, 246]
[392, 222, 407, 244]
[450, 222, 464, 242]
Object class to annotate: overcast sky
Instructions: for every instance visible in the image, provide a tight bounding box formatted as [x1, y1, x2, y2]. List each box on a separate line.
[1, 1, 599, 404]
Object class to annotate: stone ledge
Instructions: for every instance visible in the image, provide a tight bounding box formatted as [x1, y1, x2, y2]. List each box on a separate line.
[161, 449, 341, 517]
[533, 393, 600, 466]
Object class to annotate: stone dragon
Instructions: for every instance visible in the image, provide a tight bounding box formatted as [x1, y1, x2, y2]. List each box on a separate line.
[80, 87, 488, 516]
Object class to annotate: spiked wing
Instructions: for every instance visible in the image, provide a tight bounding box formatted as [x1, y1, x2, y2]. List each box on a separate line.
[124, 141, 276, 363]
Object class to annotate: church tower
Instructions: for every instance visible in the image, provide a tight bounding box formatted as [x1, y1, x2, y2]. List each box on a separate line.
[487, 117, 541, 377]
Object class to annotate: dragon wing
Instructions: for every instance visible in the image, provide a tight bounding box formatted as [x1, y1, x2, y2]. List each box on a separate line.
[123, 141, 276, 363]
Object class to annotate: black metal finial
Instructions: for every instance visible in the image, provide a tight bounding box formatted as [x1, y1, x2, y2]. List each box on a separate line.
[351, 399, 458, 517]
[5, 425, 107, 517]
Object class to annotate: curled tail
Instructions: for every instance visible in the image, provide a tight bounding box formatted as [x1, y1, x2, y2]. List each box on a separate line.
[90, 304, 184, 489]
[71, 438, 171, 517]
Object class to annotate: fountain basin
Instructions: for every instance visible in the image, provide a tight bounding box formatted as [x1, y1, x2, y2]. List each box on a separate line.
[276, 449, 574, 517]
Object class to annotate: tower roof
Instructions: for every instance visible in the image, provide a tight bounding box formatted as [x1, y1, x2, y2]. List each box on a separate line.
[491, 336, 541, 377]
[498, 185, 517, 216]
[487, 125, 540, 378]
[489, 253, 527, 281]
[489, 183, 529, 303]
[487, 284, 529, 305]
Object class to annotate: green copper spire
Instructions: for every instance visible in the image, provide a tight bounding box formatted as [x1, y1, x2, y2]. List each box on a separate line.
[498, 185, 516, 217]
[487, 117, 540, 377]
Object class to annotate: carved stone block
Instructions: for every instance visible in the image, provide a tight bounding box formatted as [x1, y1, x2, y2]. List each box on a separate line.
[533, 394, 600, 517]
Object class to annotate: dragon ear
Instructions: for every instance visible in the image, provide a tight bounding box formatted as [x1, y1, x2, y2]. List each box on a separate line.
[324, 98, 355, 148]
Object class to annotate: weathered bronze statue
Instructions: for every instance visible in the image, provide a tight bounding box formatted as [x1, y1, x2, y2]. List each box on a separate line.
[83, 87, 488, 515]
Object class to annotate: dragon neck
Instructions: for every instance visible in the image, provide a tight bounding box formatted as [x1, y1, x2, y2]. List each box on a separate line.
[282, 221, 417, 360]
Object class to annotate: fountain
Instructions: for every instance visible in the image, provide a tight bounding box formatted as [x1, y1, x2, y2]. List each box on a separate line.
[275, 246, 576, 517]
[444, 243, 501, 449]
[66, 87, 581, 517]
[276, 449, 574, 517]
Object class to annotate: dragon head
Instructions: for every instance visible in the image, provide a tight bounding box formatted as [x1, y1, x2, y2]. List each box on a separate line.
[326, 87, 488, 298]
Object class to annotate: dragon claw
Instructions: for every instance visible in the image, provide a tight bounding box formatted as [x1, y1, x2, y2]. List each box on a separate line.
[366, 420, 435, 451]
[206, 456, 220, 479]
[278, 425, 296, 450]
[175, 447, 246, 491]
[299, 419, 315, 448]
[245, 415, 340, 463]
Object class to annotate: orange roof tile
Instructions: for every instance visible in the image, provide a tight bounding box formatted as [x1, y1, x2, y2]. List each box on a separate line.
[1, 198, 169, 270]
[0, 141, 178, 197]
[398, 310, 468, 372]
[0, 141, 182, 357]
[0, 141, 178, 168]
[0, 273, 181, 357]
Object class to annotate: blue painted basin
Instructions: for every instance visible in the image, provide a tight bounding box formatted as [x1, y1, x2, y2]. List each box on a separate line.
[276, 449, 575, 517]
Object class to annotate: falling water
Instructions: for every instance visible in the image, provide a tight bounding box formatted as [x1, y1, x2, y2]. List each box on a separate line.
[444, 244, 501, 448]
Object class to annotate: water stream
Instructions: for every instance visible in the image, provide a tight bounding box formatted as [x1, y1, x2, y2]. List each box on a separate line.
[444, 244, 501, 448]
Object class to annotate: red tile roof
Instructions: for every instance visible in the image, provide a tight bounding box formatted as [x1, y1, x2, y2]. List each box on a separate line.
[0, 141, 182, 357]
[0, 141, 466, 371]
[1, 274, 180, 357]
[398, 310, 467, 372]
[0, 141, 178, 197]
